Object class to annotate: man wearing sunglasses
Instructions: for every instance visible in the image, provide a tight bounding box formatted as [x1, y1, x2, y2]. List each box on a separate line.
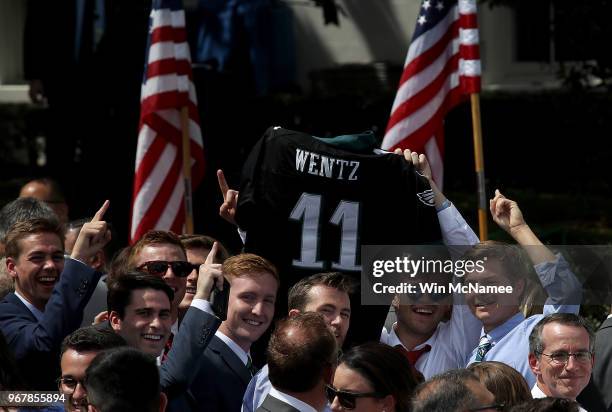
[380, 150, 481, 380]
[128, 231, 193, 332]
[528, 314, 593, 411]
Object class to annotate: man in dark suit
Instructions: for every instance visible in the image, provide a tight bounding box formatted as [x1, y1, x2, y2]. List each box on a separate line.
[258, 313, 336, 412]
[578, 310, 612, 412]
[0, 202, 111, 389]
[190, 253, 279, 412]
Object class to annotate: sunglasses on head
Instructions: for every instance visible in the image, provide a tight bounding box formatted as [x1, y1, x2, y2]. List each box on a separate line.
[325, 385, 384, 410]
[137, 260, 196, 278]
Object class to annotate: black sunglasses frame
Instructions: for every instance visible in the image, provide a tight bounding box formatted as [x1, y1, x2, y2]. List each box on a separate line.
[137, 260, 197, 278]
[325, 385, 385, 410]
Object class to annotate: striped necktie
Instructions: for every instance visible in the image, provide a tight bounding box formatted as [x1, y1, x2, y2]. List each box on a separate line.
[475, 335, 492, 362]
[246, 355, 258, 377]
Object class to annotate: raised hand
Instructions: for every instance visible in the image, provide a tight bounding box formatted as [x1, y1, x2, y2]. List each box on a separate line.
[194, 242, 225, 301]
[217, 169, 239, 226]
[395, 148, 433, 180]
[70, 200, 112, 264]
[489, 189, 527, 236]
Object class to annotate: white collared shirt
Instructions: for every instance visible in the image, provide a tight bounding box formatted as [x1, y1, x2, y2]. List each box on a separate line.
[14, 290, 44, 321]
[268, 387, 318, 412]
[531, 384, 588, 412]
[215, 330, 249, 366]
[381, 322, 436, 372]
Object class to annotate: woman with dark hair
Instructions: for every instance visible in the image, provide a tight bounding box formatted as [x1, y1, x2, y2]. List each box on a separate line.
[328, 342, 418, 412]
[468, 361, 532, 411]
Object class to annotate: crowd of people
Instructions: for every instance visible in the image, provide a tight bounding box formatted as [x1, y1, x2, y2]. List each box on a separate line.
[0, 149, 610, 412]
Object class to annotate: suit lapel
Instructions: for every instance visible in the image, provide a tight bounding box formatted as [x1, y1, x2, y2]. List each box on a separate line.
[6, 293, 38, 322]
[210, 335, 252, 385]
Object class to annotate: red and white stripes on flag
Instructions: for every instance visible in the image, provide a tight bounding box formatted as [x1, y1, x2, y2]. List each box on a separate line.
[381, 0, 481, 185]
[130, 0, 204, 243]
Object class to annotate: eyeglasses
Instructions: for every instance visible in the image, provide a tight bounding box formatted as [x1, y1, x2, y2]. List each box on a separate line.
[468, 404, 505, 411]
[137, 261, 196, 278]
[325, 385, 384, 410]
[536, 350, 593, 365]
[57, 377, 85, 393]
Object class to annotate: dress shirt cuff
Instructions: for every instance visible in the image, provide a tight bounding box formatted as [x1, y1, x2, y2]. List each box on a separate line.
[190, 298, 214, 315]
[436, 199, 452, 212]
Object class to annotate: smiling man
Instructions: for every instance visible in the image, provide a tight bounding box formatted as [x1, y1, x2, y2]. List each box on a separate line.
[128, 231, 192, 327]
[58, 326, 126, 412]
[190, 253, 279, 412]
[178, 234, 230, 321]
[242, 272, 355, 412]
[0, 202, 110, 389]
[462, 191, 582, 389]
[108, 273, 174, 356]
[528, 314, 593, 411]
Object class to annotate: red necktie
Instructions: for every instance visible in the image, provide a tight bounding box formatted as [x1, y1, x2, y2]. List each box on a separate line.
[161, 333, 174, 363]
[394, 344, 431, 365]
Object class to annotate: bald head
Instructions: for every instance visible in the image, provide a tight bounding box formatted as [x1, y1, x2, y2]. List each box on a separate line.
[19, 178, 68, 224]
[267, 312, 337, 393]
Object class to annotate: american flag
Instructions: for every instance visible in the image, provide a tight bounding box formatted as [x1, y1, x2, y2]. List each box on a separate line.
[381, 0, 481, 185]
[130, 0, 204, 243]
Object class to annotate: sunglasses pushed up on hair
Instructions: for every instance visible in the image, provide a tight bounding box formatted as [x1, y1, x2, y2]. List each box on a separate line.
[137, 260, 197, 278]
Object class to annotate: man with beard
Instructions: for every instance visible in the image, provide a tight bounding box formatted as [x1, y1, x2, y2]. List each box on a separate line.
[0, 201, 110, 389]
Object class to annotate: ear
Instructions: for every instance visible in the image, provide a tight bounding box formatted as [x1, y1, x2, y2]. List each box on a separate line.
[514, 278, 526, 301]
[322, 363, 334, 385]
[109, 310, 122, 332]
[392, 295, 400, 310]
[159, 392, 168, 412]
[288, 309, 301, 318]
[528, 352, 541, 375]
[5, 256, 18, 280]
[380, 394, 396, 412]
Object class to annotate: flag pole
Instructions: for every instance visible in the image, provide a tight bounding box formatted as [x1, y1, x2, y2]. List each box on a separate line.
[180, 106, 194, 234]
[470, 93, 487, 240]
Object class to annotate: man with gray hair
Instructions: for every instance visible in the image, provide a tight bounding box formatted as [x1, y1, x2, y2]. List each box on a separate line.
[528, 313, 594, 411]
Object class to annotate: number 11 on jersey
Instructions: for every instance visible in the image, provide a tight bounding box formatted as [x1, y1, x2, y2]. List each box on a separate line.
[289, 193, 361, 271]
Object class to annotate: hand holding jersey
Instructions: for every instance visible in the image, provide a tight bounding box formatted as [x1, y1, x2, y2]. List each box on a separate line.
[234, 127, 442, 345]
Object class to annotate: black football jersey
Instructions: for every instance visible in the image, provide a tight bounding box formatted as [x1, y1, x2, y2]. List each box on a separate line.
[237, 126, 441, 285]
